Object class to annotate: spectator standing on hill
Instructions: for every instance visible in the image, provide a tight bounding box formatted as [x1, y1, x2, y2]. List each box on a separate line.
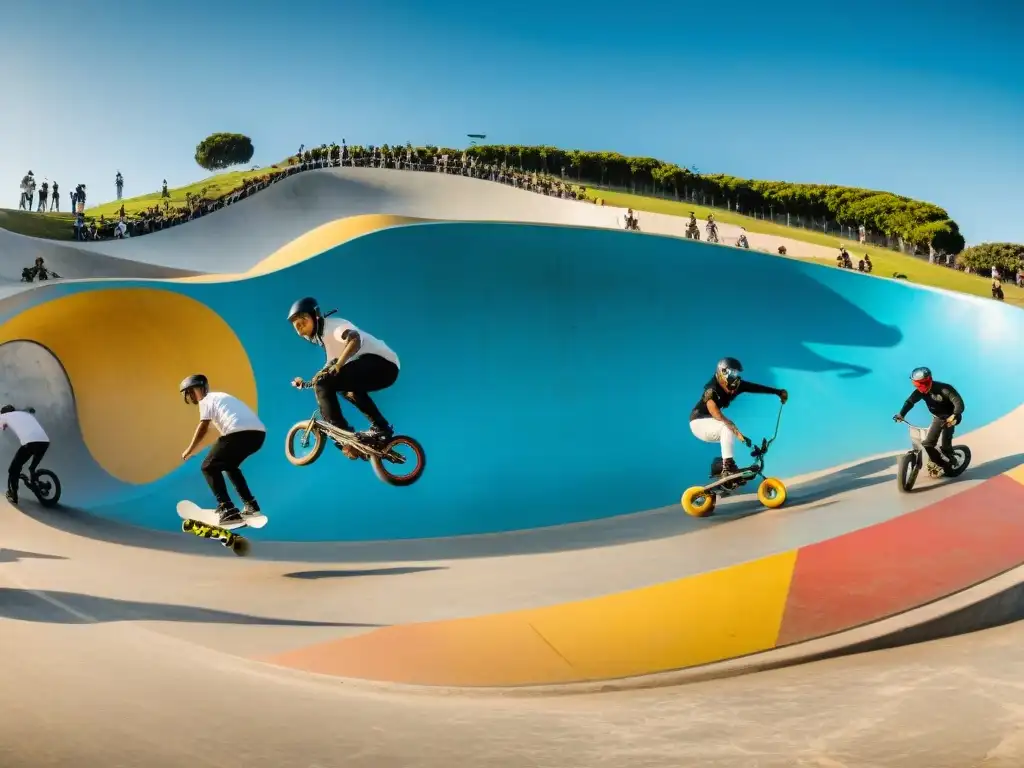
[50, 181, 59, 211]
[37, 181, 48, 212]
[115, 171, 124, 200]
[20, 172, 35, 211]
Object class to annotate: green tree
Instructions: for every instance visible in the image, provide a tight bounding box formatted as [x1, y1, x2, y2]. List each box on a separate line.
[958, 243, 1024, 273]
[194, 133, 255, 171]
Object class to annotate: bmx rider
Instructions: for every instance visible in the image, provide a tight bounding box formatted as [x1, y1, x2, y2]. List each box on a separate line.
[0, 404, 50, 505]
[179, 374, 266, 527]
[287, 297, 400, 455]
[893, 366, 964, 474]
[689, 357, 788, 477]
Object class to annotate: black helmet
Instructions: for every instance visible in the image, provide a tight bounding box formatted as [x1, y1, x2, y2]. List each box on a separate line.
[287, 297, 327, 343]
[179, 373, 209, 404]
[0, 405, 13, 414]
[716, 357, 743, 391]
[287, 296, 321, 322]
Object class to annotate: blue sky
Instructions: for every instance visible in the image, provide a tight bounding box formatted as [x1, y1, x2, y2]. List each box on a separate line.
[1, 0, 1021, 244]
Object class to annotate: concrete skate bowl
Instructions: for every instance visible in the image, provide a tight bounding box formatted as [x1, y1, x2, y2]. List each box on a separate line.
[4, 216, 1024, 692]
[1, 217, 1023, 539]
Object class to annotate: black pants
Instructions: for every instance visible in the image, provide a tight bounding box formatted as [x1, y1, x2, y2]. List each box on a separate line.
[201, 430, 265, 507]
[8, 441, 48, 496]
[314, 354, 399, 431]
[922, 414, 956, 468]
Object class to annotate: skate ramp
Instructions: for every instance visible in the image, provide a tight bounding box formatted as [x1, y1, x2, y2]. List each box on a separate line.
[0, 227, 200, 285]
[1, 167, 838, 277]
[0, 218, 1022, 541]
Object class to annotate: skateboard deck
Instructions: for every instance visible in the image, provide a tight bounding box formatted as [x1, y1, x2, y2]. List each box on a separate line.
[176, 499, 268, 529]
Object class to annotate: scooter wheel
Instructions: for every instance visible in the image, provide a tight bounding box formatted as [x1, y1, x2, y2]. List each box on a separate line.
[757, 477, 787, 509]
[681, 486, 717, 517]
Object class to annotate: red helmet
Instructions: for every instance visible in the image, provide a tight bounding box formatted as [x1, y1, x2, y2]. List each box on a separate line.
[911, 366, 932, 393]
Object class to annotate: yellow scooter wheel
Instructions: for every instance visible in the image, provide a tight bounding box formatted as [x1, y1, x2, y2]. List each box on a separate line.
[681, 486, 717, 517]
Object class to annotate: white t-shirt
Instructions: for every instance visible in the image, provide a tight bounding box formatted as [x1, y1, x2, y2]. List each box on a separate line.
[322, 317, 400, 369]
[0, 411, 50, 445]
[198, 392, 265, 436]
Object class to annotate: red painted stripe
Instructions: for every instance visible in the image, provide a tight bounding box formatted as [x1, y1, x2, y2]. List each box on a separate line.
[778, 474, 1024, 646]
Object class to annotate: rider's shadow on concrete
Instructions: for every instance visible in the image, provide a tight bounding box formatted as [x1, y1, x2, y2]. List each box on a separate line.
[710, 455, 899, 520]
[903, 452, 1024, 495]
[0, 549, 67, 563]
[283, 566, 446, 580]
[0, 588, 385, 627]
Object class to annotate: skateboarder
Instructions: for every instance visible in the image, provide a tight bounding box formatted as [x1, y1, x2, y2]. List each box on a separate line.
[179, 374, 265, 527]
[0, 405, 50, 505]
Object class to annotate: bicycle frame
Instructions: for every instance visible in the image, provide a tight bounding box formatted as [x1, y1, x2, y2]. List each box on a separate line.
[296, 410, 392, 459]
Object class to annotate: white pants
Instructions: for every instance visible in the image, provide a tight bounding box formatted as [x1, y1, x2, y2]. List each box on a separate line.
[690, 418, 735, 460]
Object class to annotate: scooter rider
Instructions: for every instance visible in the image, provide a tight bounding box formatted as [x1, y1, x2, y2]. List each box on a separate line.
[689, 357, 788, 477]
[893, 366, 964, 473]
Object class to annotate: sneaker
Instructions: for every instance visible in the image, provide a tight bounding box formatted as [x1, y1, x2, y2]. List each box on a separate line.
[215, 503, 244, 528]
[241, 500, 261, 519]
[720, 459, 740, 478]
[358, 423, 394, 445]
[5, 490, 17, 505]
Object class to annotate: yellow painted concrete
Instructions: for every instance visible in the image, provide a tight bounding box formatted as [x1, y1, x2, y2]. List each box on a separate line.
[0, 287, 256, 484]
[176, 214, 425, 283]
[264, 550, 799, 687]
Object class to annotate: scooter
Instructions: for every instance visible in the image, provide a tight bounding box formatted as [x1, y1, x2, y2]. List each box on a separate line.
[681, 404, 787, 517]
[894, 418, 971, 493]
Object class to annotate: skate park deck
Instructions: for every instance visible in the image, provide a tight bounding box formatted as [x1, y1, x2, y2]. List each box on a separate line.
[3, 167, 1024, 766]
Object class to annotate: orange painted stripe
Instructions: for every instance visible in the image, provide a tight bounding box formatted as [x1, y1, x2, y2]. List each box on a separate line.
[263, 551, 798, 687]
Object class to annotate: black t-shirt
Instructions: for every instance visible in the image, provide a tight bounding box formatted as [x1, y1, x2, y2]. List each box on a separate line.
[899, 381, 964, 420]
[689, 376, 778, 421]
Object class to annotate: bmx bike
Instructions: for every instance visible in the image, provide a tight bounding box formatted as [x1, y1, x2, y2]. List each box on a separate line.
[681, 404, 787, 517]
[284, 409, 426, 487]
[18, 467, 62, 507]
[894, 419, 971, 493]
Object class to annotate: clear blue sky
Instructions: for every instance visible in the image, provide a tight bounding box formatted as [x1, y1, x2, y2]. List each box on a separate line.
[1, 0, 1021, 244]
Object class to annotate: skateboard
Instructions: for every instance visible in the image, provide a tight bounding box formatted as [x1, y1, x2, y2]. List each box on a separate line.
[175, 500, 268, 556]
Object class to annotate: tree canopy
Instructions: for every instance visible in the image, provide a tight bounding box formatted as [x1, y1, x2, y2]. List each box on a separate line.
[194, 133, 255, 171]
[349, 143, 963, 254]
[306, 141, 973, 254]
[957, 243, 1024, 273]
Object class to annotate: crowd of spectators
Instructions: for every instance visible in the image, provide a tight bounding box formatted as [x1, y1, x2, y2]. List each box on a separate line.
[12, 145, 1023, 302]
[835, 247, 873, 273]
[17, 143, 595, 243]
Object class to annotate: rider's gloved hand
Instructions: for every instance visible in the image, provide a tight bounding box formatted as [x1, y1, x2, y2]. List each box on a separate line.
[892, 414, 903, 423]
[291, 377, 304, 388]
